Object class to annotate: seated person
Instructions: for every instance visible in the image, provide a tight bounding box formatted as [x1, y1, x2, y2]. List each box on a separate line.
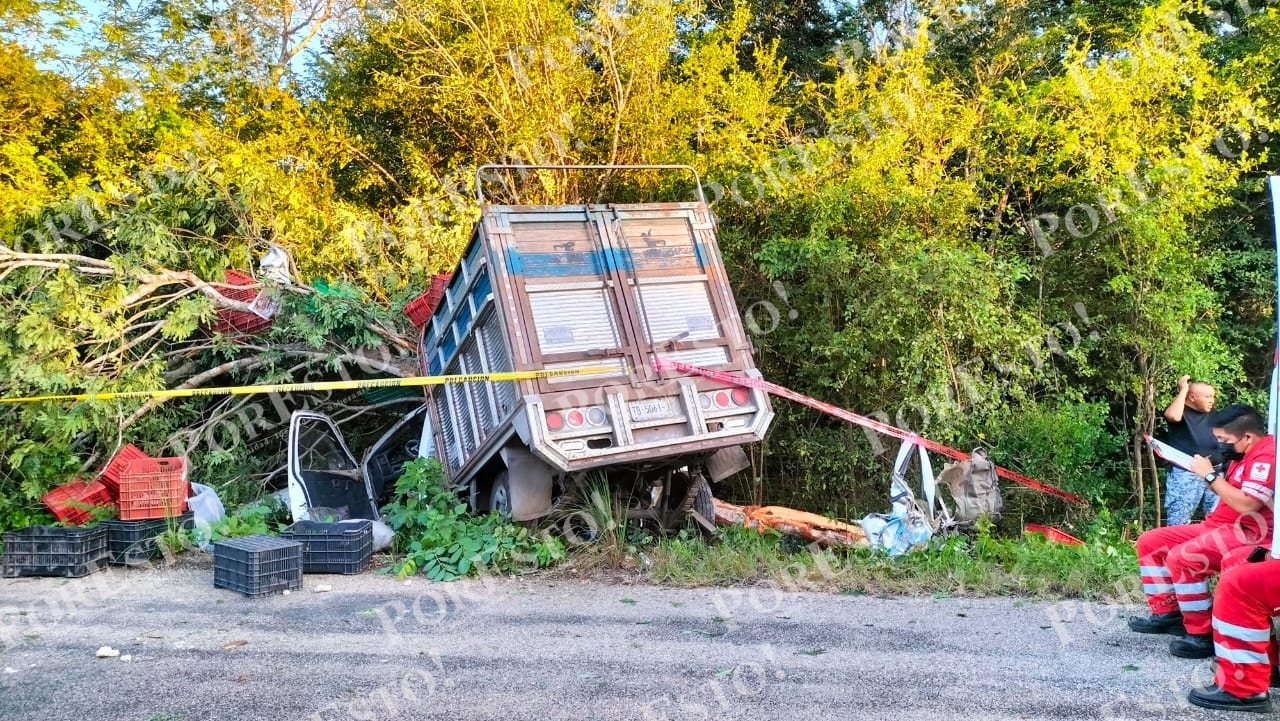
[1129, 404, 1275, 659]
[1187, 551, 1279, 713]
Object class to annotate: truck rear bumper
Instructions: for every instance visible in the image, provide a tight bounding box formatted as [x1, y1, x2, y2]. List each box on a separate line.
[520, 377, 773, 472]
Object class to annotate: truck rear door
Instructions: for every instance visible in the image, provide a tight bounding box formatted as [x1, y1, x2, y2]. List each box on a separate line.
[600, 205, 749, 376]
[489, 208, 641, 391]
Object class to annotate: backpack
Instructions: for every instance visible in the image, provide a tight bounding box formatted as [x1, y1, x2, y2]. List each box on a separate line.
[937, 448, 1002, 526]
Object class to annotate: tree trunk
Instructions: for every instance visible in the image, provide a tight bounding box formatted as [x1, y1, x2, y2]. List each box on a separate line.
[1132, 432, 1145, 529]
[1134, 351, 1159, 529]
[1146, 444, 1162, 528]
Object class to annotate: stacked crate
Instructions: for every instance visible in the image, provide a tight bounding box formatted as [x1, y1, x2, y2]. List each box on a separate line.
[2, 525, 109, 578]
[103, 512, 195, 565]
[403, 273, 452, 329]
[117, 457, 190, 521]
[280, 520, 374, 574]
[211, 268, 272, 336]
[97, 443, 148, 496]
[40, 480, 114, 526]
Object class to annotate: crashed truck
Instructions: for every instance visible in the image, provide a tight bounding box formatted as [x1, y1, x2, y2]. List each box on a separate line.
[286, 165, 774, 531]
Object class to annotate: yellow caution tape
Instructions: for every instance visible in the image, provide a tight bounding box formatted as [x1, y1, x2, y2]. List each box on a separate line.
[0, 366, 618, 404]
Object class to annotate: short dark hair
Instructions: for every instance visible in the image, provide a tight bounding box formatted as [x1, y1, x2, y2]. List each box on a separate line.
[1212, 404, 1267, 437]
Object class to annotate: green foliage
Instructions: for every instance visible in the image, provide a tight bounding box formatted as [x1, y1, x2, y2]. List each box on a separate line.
[196, 497, 291, 544]
[648, 515, 1137, 599]
[1, 0, 1278, 537]
[384, 459, 565, 581]
[967, 400, 1128, 510]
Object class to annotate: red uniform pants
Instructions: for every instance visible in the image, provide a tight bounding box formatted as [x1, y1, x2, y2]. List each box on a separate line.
[1136, 522, 1265, 635]
[1212, 557, 1280, 698]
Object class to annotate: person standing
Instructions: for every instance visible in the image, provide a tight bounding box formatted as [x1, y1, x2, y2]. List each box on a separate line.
[1162, 375, 1219, 525]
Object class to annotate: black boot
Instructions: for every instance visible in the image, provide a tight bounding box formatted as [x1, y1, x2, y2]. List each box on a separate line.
[1129, 611, 1185, 635]
[1188, 684, 1271, 713]
[1171, 633, 1215, 659]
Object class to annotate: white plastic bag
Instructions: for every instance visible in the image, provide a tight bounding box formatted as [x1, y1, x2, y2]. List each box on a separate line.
[187, 482, 226, 551]
[343, 519, 394, 552]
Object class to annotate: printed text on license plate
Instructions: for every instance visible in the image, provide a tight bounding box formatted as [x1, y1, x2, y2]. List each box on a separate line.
[630, 399, 675, 421]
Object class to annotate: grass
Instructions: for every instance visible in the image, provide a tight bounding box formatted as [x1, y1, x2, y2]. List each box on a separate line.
[641, 522, 1139, 601]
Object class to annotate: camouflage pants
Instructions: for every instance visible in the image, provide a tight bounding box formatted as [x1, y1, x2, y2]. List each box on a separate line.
[1164, 466, 1219, 526]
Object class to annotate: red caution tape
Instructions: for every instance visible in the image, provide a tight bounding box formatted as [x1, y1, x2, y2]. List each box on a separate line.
[655, 357, 1086, 505]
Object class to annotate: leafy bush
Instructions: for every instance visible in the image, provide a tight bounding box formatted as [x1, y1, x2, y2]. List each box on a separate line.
[189, 497, 292, 546]
[384, 459, 565, 581]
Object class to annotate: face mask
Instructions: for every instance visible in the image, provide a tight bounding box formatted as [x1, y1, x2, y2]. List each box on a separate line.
[1216, 440, 1244, 463]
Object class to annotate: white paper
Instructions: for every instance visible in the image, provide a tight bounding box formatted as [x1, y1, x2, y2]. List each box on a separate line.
[1146, 435, 1199, 473]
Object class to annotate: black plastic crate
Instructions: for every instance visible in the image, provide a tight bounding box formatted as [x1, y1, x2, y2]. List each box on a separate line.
[213, 535, 302, 598]
[103, 512, 194, 565]
[280, 520, 373, 574]
[2, 525, 109, 578]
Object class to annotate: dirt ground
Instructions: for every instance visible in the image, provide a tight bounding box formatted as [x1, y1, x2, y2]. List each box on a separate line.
[0, 555, 1235, 721]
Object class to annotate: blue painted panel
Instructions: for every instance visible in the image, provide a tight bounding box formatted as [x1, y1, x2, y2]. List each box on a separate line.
[472, 269, 492, 303]
[603, 248, 635, 273]
[505, 248, 522, 275]
[456, 298, 474, 334]
[693, 241, 707, 269]
[516, 251, 604, 278]
[441, 329, 457, 361]
[428, 354, 442, 375]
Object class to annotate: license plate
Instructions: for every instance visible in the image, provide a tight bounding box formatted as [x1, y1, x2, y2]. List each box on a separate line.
[630, 398, 675, 421]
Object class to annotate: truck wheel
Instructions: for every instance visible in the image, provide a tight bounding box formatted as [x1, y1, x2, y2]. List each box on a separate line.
[489, 472, 512, 518]
[691, 478, 715, 534]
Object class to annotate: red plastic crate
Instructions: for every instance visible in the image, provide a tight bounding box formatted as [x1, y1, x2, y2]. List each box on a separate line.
[211, 269, 273, 336]
[1023, 524, 1085, 547]
[118, 457, 190, 521]
[42, 480, 114, 526]
[218, 269, 258, 301]
[97, 443, 148, 494]
[403, 273, 452, 328]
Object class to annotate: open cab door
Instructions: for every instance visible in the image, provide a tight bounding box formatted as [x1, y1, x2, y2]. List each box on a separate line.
[359, 404, 431, 506]
[287, 411, 378, 522]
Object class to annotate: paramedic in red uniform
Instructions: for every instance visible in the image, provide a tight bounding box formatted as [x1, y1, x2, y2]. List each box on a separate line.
[1128, 404, 1276, 658]
[1187, 556, 1280, 712]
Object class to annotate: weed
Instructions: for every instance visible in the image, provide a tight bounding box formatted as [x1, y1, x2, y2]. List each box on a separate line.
[383, 459, 564, 580]
[645, 514, 1138, 600]
[551, 475, 628, 568]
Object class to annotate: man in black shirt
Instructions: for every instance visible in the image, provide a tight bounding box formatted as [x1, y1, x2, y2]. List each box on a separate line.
[1161, 375, 1218, 525]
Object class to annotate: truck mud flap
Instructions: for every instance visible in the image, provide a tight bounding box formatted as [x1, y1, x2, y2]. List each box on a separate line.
[498, 446, 555, 521]
[706, 446, 750, 483]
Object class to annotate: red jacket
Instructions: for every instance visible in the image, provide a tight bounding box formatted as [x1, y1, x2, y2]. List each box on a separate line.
[1206, 434, 1276, 540]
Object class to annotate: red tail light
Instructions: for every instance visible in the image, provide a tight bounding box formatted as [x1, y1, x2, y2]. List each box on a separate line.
[546, 412, 564, 431]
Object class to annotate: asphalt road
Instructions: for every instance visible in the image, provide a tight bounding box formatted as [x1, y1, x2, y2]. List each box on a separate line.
[0, 557, 1238, 721]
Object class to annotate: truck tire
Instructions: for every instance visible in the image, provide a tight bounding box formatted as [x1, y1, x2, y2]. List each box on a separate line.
[692, 477, 715, 534]
[489, 472, 512, 518]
